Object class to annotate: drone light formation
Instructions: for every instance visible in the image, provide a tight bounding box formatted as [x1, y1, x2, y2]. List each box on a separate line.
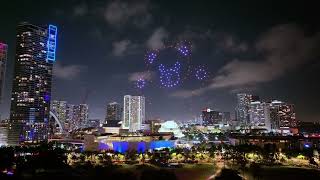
[136, 78, 146, 89]
[145, 51, 158, 64]
[142, 41, 196, 88]
[159, 61, 181, 88]
[195, 67, 208, 80]
[176, 41, 192, 57]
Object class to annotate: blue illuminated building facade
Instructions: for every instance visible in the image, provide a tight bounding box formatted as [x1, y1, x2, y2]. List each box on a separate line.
[8, 22, 57, 145]
[47, 25, 57, 61]
[98, 140, 175, 153]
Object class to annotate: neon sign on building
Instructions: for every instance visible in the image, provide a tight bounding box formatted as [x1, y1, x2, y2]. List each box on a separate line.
[46, 25, 57, 61]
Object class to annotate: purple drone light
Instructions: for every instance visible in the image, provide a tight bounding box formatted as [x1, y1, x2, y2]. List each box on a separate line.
[136, 78, 146, 89]
[176, 41, 191, 57]
[195, 67, 208, 80]
[145, 51, 158, 64]
[159, 61, 181, 88]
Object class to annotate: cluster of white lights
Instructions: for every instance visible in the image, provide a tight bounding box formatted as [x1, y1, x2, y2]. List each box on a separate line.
[159, 61, 181, 88]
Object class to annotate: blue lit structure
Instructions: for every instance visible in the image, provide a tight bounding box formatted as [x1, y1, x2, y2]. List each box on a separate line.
[137, 142, 147, 153]
[98, 142, 109, 151]
[113, 142, 129, 153]
[44, 94, 50, 102]
[149, 140, 174, 150]
[47, 25, 57, 61]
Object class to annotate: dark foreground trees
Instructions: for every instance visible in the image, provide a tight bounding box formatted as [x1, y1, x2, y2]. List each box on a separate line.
[214, 168, 243, 180]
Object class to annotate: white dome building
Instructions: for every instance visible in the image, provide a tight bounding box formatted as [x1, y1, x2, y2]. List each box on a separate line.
[158, 120, 184, 138]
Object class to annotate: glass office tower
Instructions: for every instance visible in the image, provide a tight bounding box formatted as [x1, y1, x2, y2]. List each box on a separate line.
[8, 22, 57, 145]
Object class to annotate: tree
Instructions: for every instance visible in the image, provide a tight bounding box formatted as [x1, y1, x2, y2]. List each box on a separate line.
[0, 147, 14, 171]
[100, 153, 112, 167]
[125, 150, 138, 162]
[261, 143, 276, 164]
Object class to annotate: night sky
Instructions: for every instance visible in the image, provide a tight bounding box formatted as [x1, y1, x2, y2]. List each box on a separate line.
[0, 0, 319, 122]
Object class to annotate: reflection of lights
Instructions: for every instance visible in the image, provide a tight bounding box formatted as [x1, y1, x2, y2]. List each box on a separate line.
[159, 62, 181, 88]
[304, 144, 310, 148]
[136, 78, 146, 89]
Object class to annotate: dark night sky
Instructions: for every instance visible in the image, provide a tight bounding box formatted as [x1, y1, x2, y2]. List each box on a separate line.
[0, 0, 319, 122]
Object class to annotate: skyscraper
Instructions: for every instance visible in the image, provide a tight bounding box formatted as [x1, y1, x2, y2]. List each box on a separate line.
[50, 100, 67, 134]
[269, 100, 296, 133]
[236, 93, 253, 127]
[64, 103, 88, 131]
[269, 100, 282, 131]
[202, 108, 221, 126]
[249, 101, 271, 130]
[51, 100, 67, 124]
[8, 22, 57, 145]
[0, 42, 7, 104]
[278, 103, 296, 129]
[79, 104, 89, 128]
[105, 102, 121, 123]
[222, 112, 231, 124]
[66, 104, 75, 132]
[123, 95, 145, 132]
[0, 120, 8, 146]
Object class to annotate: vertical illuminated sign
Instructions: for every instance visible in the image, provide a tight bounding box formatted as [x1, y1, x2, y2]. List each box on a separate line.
[47, 25, 57, 61]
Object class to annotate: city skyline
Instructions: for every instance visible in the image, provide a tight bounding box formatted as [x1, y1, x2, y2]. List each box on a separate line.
[0, 1, 319, 122]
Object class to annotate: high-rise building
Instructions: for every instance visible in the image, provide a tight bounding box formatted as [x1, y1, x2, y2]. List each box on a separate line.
[249, 101, 271, 130]
[278, 103, 296, 129]
[79, 104, 89, 128]
[123, 95, 145, 132]
[51, 100, 67, 123]
[269, 100, 283, 131]
[0, 42, 7, 104]
[202, 108, 221, 126]
[65, 104, 75, 132]
[50, 100, 67, 134]
[0, 120, 8, 146]
[269, 100, 296, 132]
[236, 93, 253, 127]
[64, 103, 88, 131]
[222, 112, 231, 124]
[105, 102, 121, 123]
[8, 22, 57, 145]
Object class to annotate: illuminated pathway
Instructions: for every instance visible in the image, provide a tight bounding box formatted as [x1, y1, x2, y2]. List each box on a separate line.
[207, 161, 225, 180]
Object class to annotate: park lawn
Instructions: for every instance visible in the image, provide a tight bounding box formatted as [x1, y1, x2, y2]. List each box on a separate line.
[103, 163, 216, 180]
[248, 166, 320, 180]
[172, 163, 216, 180]
[119, 163, 216, 180]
